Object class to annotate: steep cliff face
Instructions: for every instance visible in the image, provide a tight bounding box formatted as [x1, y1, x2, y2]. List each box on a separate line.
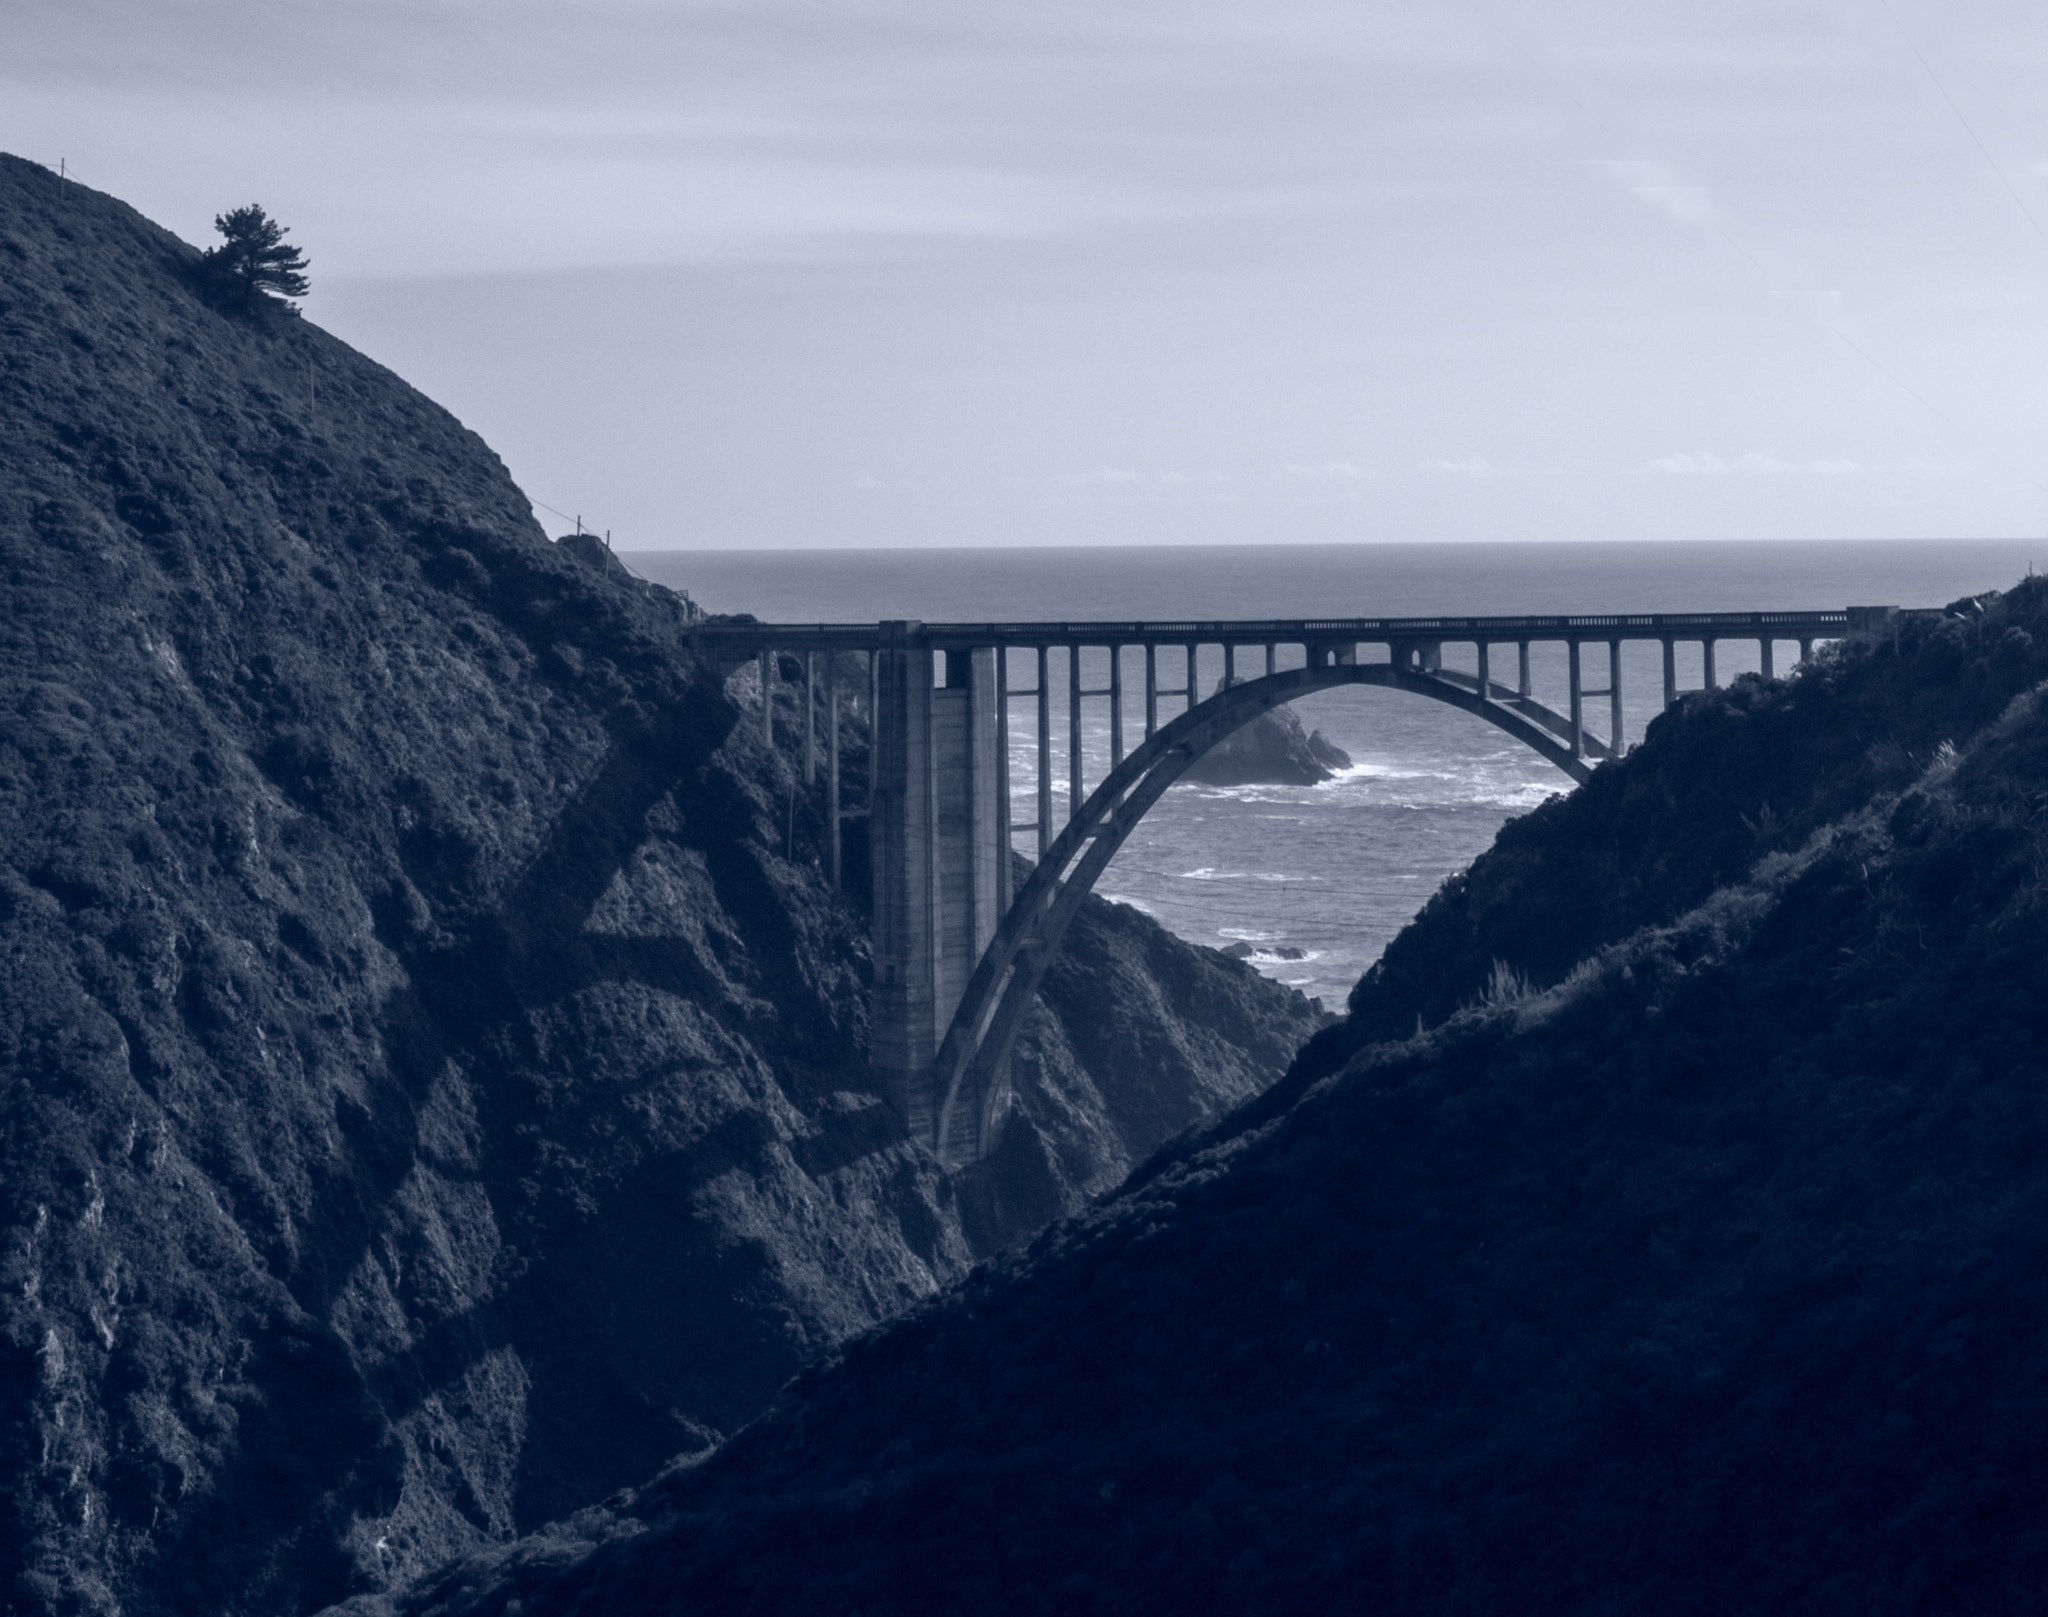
[0, 155, 1321, 1616]
[340, 579, 2048, 1617]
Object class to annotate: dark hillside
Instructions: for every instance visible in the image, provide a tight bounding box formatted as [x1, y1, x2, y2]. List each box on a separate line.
[345, 579, 2048, 1616]
[0, 155, 1320, 1615]
[1286, 587, 2048, 1090]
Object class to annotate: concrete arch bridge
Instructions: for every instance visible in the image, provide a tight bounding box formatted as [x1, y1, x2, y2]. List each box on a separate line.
[691, 606, 1901, 1165]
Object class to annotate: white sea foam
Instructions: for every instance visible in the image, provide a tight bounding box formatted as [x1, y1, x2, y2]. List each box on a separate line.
[1178, 868, 1312, 883]
[1184, 784, 1315, 806]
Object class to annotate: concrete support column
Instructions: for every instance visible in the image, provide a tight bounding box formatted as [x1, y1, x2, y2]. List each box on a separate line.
[1518, 641, 1532, 700]
[1703, 639, 1718, 688]
[1144, 644, 1157, 738]
[932, 645, 1001, 1164]
[759, 649, 773, 741]
[1759, 637, 1775, 680]
[803, 653, 816, 785]
[994, 648, 1011, 918]
[1661, 638, 1676, 709]
[827, 657, 841, 888]
[1799, 637, 1814, 664]
[1477, 640, 1491, 700]
[1036, 645, 1051, 855]
[870, 623, 1002, 1151]
[1225, 642, 1236, 686]
[1068, 644, 1083, 817]
[1608, 640, 1623, 755]
[870, 623, 935, 1136]
[1568, 640, 1584, 758]
[1265, 642, 1276, 678]
[1109, 645, 1124, 766]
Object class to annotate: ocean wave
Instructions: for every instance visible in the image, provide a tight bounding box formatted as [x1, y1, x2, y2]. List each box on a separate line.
[1318, 761, 1556, 810]
[1179, 867, 1314, 883]
[1183, 784, 1318, 805]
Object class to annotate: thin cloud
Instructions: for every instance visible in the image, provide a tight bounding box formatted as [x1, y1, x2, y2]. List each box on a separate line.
[1643, 452, 1863, 476]
[1645, 452, 1789, 474]
[1591, 160, 1720, 227]
[1053, 467, 1151, 488]
[9, 0, 1513, 277]
[1280, 461, 1380, 480]
[1421, 457, 1500, 478]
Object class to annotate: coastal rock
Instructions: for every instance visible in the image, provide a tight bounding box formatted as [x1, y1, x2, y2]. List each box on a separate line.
[0, 154, 1322, 1616]
[1220, 940, 1305, 961]
[1179, 679, 1350, 786]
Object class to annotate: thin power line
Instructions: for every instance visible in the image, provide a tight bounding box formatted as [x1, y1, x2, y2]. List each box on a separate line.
[1695, 222, 2048, 501]
[1823, 324, 2048, 501]
[532, 497, 610, 543]
[1879, 0, 2048, 244]
[529, 496, 650, 577]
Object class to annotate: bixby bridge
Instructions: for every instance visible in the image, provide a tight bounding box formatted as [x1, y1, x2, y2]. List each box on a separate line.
[690, 605, 1903, 1165]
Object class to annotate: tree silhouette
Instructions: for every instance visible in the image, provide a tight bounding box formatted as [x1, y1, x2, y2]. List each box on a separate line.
[198, 205, 310, 310]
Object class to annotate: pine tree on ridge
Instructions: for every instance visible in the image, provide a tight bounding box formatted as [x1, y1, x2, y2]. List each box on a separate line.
[198, 204, 310, 311]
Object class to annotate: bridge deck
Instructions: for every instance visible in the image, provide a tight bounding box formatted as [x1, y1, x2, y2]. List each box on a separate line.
[690, 609, 1864, 653]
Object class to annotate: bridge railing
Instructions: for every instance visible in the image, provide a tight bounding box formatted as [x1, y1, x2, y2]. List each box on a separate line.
[689, 610, 1857, 651]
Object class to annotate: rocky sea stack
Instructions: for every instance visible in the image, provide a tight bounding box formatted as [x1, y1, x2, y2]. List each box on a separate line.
[1179, 679, 1351, 786]
[0, 155, 1324, 1615]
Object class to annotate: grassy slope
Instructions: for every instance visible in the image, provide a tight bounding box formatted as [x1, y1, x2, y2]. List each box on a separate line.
[353, 581, 2048, 1616]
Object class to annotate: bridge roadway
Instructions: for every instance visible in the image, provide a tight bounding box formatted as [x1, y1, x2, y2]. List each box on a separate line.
[688, 604, 1905, 1166]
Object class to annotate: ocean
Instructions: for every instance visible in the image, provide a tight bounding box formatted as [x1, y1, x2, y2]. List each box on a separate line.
[626, 540, 2038, 1004]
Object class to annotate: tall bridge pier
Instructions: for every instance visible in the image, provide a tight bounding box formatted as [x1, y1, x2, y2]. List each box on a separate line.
[867, 625, 1006, 1147]
[694, 604, 1907, 1166]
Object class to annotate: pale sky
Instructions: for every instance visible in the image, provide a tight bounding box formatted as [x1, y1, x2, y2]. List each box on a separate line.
[10, 1, 2048, 548]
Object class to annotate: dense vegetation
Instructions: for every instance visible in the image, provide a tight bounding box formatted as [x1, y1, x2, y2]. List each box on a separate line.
[1284, 589, 2042, 1088]
[0, 153, 1320, 1616]
[351, 582, 2048, 1615]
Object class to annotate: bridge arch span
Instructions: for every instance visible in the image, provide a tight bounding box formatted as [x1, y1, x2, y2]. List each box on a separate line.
[690, 606, 1883, 1167]
[927, 660, 1595, 1165]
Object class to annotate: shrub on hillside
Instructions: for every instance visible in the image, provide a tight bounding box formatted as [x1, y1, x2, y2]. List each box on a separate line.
[194, 204, 309, 313]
